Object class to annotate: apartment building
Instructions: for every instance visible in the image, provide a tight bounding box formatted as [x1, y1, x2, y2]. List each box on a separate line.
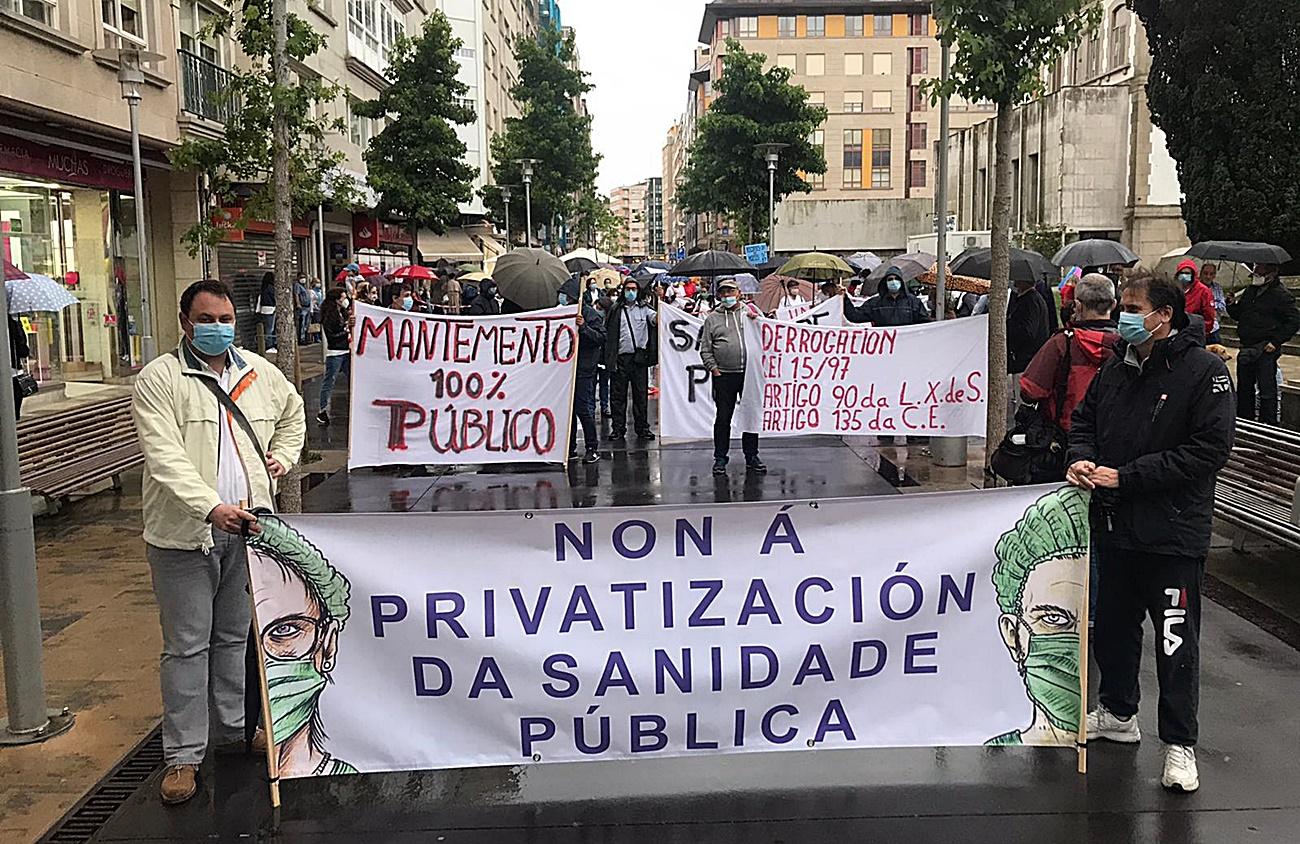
[662, 122, 685, 253]
[943, 1, 1184, 262]
[644, 176, 665, 258]
[0, 0, 550, 384]
[686, 0, 994, 254]
[610, 181, 648, 261]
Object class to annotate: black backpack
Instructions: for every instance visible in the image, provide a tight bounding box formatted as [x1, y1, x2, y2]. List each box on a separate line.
[991, 332, 1073, 485]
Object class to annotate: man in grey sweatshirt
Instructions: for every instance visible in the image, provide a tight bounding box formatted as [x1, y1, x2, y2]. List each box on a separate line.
[699, 278, 766, 476]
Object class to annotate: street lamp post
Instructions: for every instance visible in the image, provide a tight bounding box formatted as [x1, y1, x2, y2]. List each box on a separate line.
[755, 143, 788, 253]
[101, 47, 164, 365]
[500, 186, 514, 252]
[0, 280, 74, 746]
[515, 159, 537, 249]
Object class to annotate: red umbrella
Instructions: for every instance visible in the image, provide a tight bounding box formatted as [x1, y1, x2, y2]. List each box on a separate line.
[391, 265, 436, 281]
[334, 268, 349, 283]
[4, 260, 29, 281]
[357, 264, 383, 277]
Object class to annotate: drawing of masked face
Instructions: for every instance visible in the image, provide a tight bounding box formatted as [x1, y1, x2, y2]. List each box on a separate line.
[997, 556, 1085, 732]
[989, 487, 1090, 744]
[253, 553, 343, 744]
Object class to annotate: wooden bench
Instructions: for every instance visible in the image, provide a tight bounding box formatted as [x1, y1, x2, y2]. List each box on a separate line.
[16, 394, 143, 506]
[1215, 419, 1300, 552]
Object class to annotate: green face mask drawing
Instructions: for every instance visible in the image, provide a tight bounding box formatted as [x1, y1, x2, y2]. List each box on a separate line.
[248, 516, 357, 776]
[987, 488, 1089, 747]
[1022, 631, 1081, 732]
[266, 657, 329, 742]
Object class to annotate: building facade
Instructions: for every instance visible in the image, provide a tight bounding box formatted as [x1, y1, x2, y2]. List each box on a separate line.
[1, 0, 557, 385]
[688, 0, 995, 254]
[644, 176, 665, 259]
[942, 2, 1185, 263]
[609, 181, 649, 262]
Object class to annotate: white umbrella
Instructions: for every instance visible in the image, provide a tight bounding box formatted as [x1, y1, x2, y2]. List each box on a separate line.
[6, 273, 79, 314]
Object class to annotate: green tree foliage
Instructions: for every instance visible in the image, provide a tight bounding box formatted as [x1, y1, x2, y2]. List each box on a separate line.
[481, 28, 598, 245]
[168, 0, 355, 255]
[925, 1, 1098, 467]
[1133, 0, 1300, 258]
[676, 41, 827, 245]
[354, 12, 476, 235]
[568, 190, 620, 252]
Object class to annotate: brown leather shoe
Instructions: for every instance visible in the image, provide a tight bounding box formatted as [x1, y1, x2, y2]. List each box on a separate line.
[213, 728, 268, 756]
[251, 728, 267, 753]
[160, 765, 198, 805]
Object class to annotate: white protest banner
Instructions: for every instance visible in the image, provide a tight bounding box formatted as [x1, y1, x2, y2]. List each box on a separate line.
[658, 299, 846, 441]
[757, 314, 988, 437]
[659, 304, 988, 440]
[245, 485, 1089, 777]
[348, 302, 578, 467]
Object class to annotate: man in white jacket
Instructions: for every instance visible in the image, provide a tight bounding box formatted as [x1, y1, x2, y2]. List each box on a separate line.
[132, 279, 305, 804]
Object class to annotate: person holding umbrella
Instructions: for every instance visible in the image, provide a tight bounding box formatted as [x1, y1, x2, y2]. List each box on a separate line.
[9, 313, 29, 420]
[845, 267, 929, 326]
[699, 278, 764, 476]
[604, 277, 657, 443]
[1226, 262, 1299, 423]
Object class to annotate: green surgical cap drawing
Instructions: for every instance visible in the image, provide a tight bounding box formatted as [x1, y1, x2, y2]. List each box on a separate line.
[248, 516, 358, 777]
[986, 487, 1089, 747]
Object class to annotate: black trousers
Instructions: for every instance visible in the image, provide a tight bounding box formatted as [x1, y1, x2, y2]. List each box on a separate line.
[610, 354, 650, 436]
[1094, 542, 1203, 746]
[1237, 347, 1281, 423]
[712, 371, 758, 461]
[12, 378, 23, 421]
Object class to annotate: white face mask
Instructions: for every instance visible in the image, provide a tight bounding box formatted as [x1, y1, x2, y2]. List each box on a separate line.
[1252, 275, 1269, 287]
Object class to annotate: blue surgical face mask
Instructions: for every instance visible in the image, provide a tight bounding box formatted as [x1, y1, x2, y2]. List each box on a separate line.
[558, 292, 569, 306]
[1117, 311, 1154, 345]
[886, 278, 903, 294]
[722, 295, 738, 308]
[401, 296, 414, 311]
[624, 290, 638, 303]
[192, 322, 235, 356]
[1177, 272, 1194, 286]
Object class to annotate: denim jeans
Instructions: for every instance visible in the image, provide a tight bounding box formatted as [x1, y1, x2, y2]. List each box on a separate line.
[319, 354, 350, 413]
[598, 367, 610, 412]
[571, 371, 598, 454]
[260, 312, 277, 350]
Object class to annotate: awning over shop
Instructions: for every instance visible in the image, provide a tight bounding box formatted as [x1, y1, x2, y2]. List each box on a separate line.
[417, 229, 483, 262]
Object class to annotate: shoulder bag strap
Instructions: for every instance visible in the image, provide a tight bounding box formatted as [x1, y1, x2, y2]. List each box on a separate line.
[623, 306, 641, 352]
[186, 357, 277, 504]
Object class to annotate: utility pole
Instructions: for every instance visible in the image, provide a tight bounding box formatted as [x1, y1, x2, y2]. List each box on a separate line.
[0, 282, 74, 746]
[755, 143, 788, 252]
[500, 186, 514, 252]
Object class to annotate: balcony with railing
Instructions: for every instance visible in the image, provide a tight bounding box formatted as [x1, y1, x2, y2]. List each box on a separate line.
[179, 49, 236, 125]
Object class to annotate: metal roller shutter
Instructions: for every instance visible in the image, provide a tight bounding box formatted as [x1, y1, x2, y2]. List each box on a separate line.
[216, 236, 304, 349]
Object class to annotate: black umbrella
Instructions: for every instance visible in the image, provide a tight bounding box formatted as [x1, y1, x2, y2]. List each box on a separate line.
[755, 257, 785, 279]
[668, 250, 754, 277]
[950, 247, 1058, 284]
[564, 256, 601, 274]
[868, 252, 935, 283]
[1052, 238, 1139, 269]
[1186, 241, 1291, 264]
[558, 275, 582, 304]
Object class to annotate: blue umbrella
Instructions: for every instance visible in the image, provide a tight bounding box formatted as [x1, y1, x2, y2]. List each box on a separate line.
[6, 273, 79, 314]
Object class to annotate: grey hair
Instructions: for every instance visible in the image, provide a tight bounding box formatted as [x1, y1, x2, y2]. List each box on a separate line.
[1076, 273, 1116, 315]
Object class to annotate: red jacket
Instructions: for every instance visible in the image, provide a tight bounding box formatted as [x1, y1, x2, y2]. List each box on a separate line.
[1177, 259, 1217, 333]
[1019, 321, 1120, 431]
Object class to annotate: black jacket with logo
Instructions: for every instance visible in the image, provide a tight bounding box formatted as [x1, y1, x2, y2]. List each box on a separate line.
[1068, 326, 1236, 558]
[1226, 279, 1299, 349]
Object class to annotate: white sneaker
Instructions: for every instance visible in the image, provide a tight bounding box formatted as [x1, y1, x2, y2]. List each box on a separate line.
[1161, 744, 1199, 792]
[1086, 706, 1141, 743]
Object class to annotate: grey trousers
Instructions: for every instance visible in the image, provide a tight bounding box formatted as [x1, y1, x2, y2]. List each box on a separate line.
[146, 530, 251, 766]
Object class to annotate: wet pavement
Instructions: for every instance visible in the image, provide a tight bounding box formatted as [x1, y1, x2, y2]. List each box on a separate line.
[14, 376, 1300, 843]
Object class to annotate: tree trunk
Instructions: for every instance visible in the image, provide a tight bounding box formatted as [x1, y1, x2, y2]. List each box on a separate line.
[271, 0, 302, 513]
[984, 99, 1015, 483]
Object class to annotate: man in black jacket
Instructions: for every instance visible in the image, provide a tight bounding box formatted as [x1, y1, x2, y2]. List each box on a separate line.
[1007, 277, 1051, 423]
[844, 268, 929, 326]
[1067, 271, 1235, 795]
[604, 278, 657, 442]
[1225, 263, 1298, 423]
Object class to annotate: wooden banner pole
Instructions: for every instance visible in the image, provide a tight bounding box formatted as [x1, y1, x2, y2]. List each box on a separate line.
[1077, 538, 1091, 776]
[246, 587, 283, 827]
